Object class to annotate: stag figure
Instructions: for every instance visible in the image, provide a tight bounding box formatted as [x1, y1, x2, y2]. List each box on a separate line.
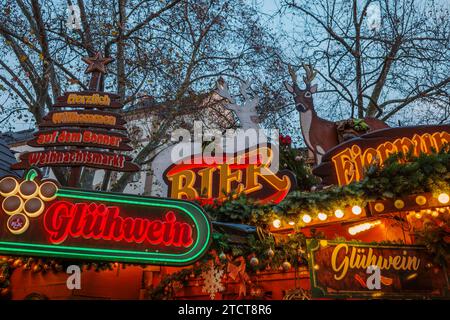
[284, 64, 389, 164]
[216, 78, 260, 130]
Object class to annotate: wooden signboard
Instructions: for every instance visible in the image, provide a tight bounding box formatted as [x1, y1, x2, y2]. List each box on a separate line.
[0, 170, 211, 265]
[163, 146, 295, 204]
[313, 125, 450, 186]
[52, 91, 122, 109]
[28, 129, 132, 151]
[40, 110, 127, 130]
[13, 53, 139, 183]
[307, 239, 449, 298]
[11, 150, 139, 172]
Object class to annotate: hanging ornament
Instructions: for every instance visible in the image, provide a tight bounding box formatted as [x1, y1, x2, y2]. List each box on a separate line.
[201, 265, 224, 300]
[0, 286, 11, 297]
[219, 252, 227, 260]
[249, 257, 259, 267]
[282, 261, 291, 272]
[267, 248, 275, 258]
[283, 288, 311, 300]
[32, 264, 41, 273]
[12, 259, 22, 268]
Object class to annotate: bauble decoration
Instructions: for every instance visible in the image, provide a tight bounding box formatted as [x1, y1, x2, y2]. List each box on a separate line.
[250, 257, 259, 267]
[282, 261, 291, 272]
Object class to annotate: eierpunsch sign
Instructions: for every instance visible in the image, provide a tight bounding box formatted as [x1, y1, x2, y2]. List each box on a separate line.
[313, 125, 450, 186]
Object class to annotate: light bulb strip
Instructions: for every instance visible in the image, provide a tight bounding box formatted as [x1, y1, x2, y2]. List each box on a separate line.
[348, 220, 381, 235]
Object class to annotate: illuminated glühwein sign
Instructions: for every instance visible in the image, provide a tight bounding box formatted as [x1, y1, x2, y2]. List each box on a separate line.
[307, 239, 448, 298]
[314, 125, 450, 186]
[0, 169, 211, 265]
[163, 146, 295, 204]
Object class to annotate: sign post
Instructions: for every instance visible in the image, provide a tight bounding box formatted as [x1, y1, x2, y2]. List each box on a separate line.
[11, 53, 139, 186]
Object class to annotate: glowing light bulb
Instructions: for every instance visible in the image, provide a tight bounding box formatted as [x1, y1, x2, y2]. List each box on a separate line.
[432, 211, 439, 217]
[415, 213, 422, 219]
[415, 196, 426, 206]
[437, 193, 449, 204]
[318, 212, 327, 221]
[348, 220, 381, 235]
[351, 205, 362, 215]
[288, 221, 295, 226]
[272, 219, 281, 228]
[302, 214, 312, 223]
[334, 209, 344, 218]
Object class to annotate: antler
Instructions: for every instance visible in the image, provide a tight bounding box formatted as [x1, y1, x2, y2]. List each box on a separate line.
[216, 77, 235, 104]
[239, 79, 252, 100]
[288, 64, 298, 84]
[302, 63, 317, 86]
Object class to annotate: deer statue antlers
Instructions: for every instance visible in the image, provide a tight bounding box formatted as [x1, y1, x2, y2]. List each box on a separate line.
[216, 77, 236, 104]
[302, 63, 317, 88]
[288, 64, 298, 84]
[287, 63, 317, 88]
[216, 77, 260, 130]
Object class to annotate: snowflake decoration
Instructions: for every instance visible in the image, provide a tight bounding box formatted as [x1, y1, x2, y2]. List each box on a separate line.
[201, 265, 224, 300]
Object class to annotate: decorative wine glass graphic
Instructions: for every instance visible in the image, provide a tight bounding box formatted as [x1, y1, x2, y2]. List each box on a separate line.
[0, 169, 58, 235]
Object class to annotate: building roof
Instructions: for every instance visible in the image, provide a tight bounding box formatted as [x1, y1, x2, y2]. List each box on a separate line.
[0, 128, 36, 146]
[0, 136, 22, 177]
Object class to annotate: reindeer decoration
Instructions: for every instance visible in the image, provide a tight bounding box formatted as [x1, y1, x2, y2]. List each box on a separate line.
[216, 78, 260, 130]
[152, 79, 263, 197]
[284, 64, 389, 164]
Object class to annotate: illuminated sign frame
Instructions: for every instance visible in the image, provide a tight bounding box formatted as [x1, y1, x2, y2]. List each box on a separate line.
[314, 125, 450, 186]
[163, 145, 295, 204]
[307, 239, 448, 299]
[0, 170, 212, 266]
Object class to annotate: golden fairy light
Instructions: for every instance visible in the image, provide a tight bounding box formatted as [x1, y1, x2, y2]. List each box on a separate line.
[272, 219, 281, 228]
[351, 205, 362, 215]
[334, 209, 344, 218]
[302, 214, 312, 223]
[437, 192, 449, 204]
[318, 212, 327, 221]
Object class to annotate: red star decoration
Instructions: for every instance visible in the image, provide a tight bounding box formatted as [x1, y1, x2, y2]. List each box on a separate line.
[82, 52, 113, 74]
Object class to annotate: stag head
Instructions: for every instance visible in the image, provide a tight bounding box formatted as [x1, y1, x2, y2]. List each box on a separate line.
[284, 64, 318, 113]
[216, 77, 260, 129]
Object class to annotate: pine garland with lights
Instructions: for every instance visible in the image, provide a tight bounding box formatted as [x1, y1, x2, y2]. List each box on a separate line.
[269, 146, 450, 223]
[278, 134, 319, 190]
[203, 146, 450, 227]
[414, 209, 450, 267]
[148, 231, 310, 300]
